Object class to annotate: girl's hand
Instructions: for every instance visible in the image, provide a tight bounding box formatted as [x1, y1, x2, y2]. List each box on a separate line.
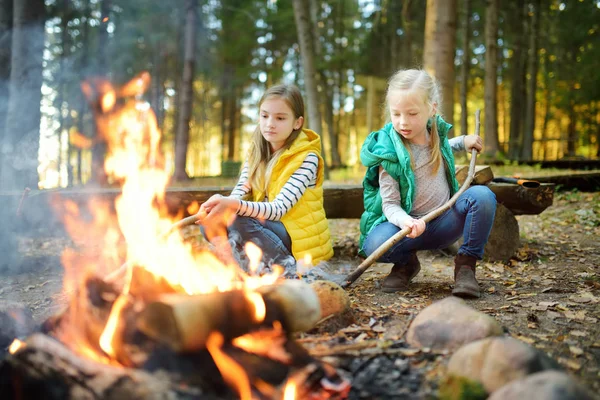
[402, 218, 426, 239]
[197, 195, 239, 226]
[200, 194, 224, 215]
[464, 134, 483, 153]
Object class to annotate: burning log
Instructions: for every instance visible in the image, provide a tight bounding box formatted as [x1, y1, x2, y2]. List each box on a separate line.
[0, 333, 189, 400]
[137, 280, 321, 353]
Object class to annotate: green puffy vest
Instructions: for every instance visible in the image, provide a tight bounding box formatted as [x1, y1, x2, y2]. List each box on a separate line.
[358, 115, 459, 254]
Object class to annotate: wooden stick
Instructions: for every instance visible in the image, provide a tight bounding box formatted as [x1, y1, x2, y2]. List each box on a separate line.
[341, 110, 482, 289]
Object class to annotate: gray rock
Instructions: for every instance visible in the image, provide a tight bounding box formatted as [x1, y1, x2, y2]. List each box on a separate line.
[406, 296, 502, 350]
[488, 370, 596, 400]
[447, 336, 561, 393]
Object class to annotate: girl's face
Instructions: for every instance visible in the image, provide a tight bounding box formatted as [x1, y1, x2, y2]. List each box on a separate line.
[259, 97, 303, 152]
[388, 90, 435, 145]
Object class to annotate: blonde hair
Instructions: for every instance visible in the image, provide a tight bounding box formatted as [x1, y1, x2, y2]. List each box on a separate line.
[385, 69, 443, 174]
[246, 84, 305, 194]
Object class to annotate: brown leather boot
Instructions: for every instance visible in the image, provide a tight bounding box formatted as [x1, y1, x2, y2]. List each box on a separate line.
[381, 252, 421, 293]
[452, 254, 480, 298]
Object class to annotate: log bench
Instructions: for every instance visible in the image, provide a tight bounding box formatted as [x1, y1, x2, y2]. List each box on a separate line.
[3, 166, 554, 262]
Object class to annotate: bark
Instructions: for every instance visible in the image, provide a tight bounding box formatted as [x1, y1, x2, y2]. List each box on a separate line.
[151, 42, 165, 132]
[0, 0, 12, 181]
[423, 0, 458, 126]
[507, 2, 527, 159]
[481, 204, 520, 262]
[173, 0, 198, 182]
[483, 0, 500, 157]
[292, 0, 326, 170]
[401, 1, 413, 67]
[89, 0, 111, 185]
[0, 0, 45, 190]
[75, 0, 91, 186]
[226, 88, 237, 161]
[57, 0, 70, 188]
[305, 0, 334, 172]
[566, 100, 577, 157]
[459, 0, 471, 137]
[522, 0, 541, 161]
[0, 334, 192, 400]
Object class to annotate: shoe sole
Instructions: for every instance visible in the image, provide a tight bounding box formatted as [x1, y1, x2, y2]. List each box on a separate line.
[452, 287, 481, 298]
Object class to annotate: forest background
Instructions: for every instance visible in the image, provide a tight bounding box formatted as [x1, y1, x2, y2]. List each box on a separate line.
[0, 0, 599, 191]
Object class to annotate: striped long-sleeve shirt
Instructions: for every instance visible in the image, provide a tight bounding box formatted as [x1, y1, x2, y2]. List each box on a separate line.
[229, 153, 319, 221]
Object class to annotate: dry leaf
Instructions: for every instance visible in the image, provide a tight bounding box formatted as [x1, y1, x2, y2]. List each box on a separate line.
[558, 357, 582, 371]
[569, 330, 588, 337]
[569, 346, 584, 357]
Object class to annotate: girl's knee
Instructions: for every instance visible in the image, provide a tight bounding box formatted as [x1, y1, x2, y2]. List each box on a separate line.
[469, 185, 496, 207]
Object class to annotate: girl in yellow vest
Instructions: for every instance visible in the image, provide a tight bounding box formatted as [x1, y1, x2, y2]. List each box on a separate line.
[196, 84, 333, 273]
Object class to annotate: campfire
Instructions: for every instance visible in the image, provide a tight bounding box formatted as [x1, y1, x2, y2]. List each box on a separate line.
[1, 73, 349, 400]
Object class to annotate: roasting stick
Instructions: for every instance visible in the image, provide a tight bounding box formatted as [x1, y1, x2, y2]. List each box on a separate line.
[104, 213, 202, 283]
[341, 110, 482, 289]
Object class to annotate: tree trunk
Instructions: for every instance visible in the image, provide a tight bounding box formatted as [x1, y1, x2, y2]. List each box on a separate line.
[423, 0, 458, 126]
[173, 0, 198, 182]
[292, 0, 328, 175]
[506, 2, 526, 159]
[566, 100, 577, 157]
[483, 0, 499, 157]
[74, 0, 91, 186]
[151, 41, 165, 132]
[459, 0, 471, 137]
[226, 88, 237, 161]
[56, 0, 70, 188]
[0, 0, 13, 182]
[521, 0, 541, 161]
[401, 1, 413, 67]
[0, 0, 45, 190]
[89, 0, 111, 185]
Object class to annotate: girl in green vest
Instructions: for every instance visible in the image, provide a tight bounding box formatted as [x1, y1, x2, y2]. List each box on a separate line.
[196, 84, 333, 274]
[360, 69, 496, 298]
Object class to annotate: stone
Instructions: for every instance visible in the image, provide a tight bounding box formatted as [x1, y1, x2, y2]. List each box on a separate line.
[406, 297, 502, 350]
[447, 336, 561, 393]
[488, 370, 595, 400]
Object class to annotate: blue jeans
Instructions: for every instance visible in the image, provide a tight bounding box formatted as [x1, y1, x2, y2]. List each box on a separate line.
[362, 186, 497, 264]
[204, 216, 293, 267]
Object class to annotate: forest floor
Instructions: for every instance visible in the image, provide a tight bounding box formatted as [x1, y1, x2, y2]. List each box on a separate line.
[1, 189, 599, 397]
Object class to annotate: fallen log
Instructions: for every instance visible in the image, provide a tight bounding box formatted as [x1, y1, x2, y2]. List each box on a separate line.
[487, 182, 555, 215]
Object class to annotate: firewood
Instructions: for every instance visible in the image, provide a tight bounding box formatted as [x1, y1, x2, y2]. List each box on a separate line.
[309, 281, 350, 320]
[486, 182, 555, 215]
[0, 333, 183, 400]
[136, 280, 321, 352]
[455, 165, 494, 186]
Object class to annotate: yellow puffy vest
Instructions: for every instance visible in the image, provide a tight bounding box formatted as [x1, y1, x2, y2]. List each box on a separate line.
[252, 129, 333, 265]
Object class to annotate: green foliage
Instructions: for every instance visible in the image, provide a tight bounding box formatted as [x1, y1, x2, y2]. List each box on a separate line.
[438, 375, 487, 400]
[37, 0, 600, 187]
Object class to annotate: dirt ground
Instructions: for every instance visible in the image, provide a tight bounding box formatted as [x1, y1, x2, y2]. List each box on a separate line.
[1, 190, 599, 396]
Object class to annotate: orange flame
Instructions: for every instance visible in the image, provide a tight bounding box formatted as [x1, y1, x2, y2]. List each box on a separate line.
[283, 380, 297, 400]
[99, 294, 129, 357]
[206, 332, 252, 400]
[244, 290, 266, 322]
[8, 339, 25, 354]
[58, 73, 284, 375]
